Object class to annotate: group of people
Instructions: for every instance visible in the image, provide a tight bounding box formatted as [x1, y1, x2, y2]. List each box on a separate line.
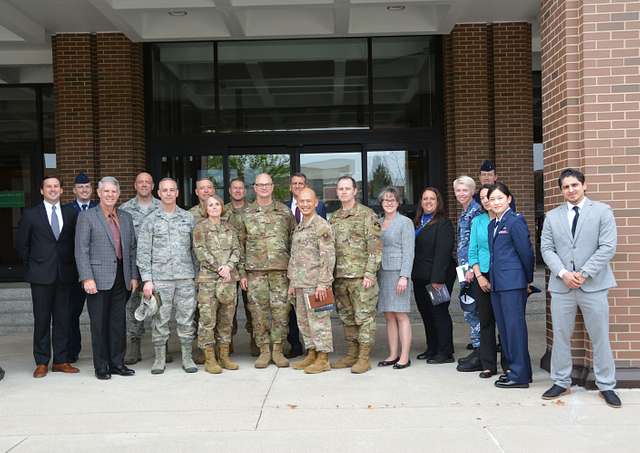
[6, 162, 622, 408]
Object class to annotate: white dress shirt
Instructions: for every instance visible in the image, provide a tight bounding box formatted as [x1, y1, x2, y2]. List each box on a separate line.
[558, 197, 587, 278]
[44, 200, 64, 230]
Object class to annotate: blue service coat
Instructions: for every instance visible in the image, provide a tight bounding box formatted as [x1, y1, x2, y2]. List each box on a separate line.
[488, 209, 534, 290]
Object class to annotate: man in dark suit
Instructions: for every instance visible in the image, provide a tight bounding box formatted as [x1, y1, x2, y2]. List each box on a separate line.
[16, 176, 80, 378]
[63, 171, 98, 363]
[285, 172, 327, 358]
[75, 176, 139, 380]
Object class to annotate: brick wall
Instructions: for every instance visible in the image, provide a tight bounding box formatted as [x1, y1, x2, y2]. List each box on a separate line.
[443, 23, 534, 238]
[52, 33, 145, 203]
[541, 0, 640, 382]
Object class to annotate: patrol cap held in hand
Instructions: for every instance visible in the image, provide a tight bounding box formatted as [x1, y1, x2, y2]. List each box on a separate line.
[134, 293, 159, 321]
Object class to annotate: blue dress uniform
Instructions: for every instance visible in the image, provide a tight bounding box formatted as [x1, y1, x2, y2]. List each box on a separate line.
[488, 209, 535, 385]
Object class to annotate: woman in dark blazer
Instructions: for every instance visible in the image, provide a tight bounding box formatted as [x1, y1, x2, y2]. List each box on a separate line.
[412, 187, 457, 364]
[488, 182, 535, 388]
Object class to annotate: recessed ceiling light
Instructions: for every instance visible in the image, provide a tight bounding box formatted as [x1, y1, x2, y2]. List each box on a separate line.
[386, 5, 406, 12]
[168, 9, 188, 17]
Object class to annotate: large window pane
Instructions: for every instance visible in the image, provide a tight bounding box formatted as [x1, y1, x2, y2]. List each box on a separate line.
[228, 153, 291, 202]
[151, 43, 215, 135]
[300, 152, 363, 215]
[218, 39, 368, 131]
[372, 37, 436, 128]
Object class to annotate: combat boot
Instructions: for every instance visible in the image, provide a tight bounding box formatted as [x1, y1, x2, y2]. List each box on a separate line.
[165, 342, 173, 363]
[255, 344, 271, 369]
[271, 343, 289, 368]
[193, 344, 205, 365]
[151, 345, 166, 374]
[250, 338, 260, 357]
[218, 343, 239, 370]
[203, 345, 222, 374]
[305, 352, 330, 374]
[124, 337, 141, 365]
[351, 344, 371, 374]
[181, 341, 198, 373]
[292, 348, 316, 370]
[331, 342, 359, 369]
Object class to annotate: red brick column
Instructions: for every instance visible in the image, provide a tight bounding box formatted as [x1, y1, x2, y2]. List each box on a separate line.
[52, 34, 98, 195]
[541, 0, 640, 387]
[443, 23, 534, 229]
[52, 33, 145, 202]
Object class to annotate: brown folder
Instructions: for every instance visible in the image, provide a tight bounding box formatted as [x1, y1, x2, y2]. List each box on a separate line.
[305, 287, 334, 311]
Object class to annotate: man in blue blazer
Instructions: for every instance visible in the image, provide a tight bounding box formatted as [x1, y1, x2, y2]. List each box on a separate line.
[63, 171, 98, 363]
[540, 168, 620, 408]
[488, 183, 534, 388]
[285, 172, 327, 358]
[16, 176, 80, 378]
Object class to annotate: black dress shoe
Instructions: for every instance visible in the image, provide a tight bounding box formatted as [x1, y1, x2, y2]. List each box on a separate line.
[600, 390, 622, 408]
[498, 373, 509, 382]
[393, 360, 411, 369]
[456, 358, 483, 372]
[110, 365, 135, 376]
[377, 357, 399, 367]
[542, 384, 570, 400]
[466, 343, 474, 350]
[417, 350, 436, 360]
[427, 355, 454, 364]
[458, 349, 478, 364]
[95, 370, 111, 380]
[285, 344, 304, 359]
[479, 370, 497, 379]
[495, 379, 529, 389]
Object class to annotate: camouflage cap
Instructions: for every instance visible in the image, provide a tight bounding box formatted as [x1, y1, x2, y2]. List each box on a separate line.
[134, 293, 159, 321]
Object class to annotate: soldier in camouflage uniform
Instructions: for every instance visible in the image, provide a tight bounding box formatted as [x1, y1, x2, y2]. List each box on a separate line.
[238, 173, 296, 368]
[193, 195, 241, 374]
[223, 177, 257, 356]
[287, 188, 336, 374]
[137, 178, 198, 374]
[119, 172, 163, 365]
[330, 176, 382, 374]
[188, 177, 215, 364]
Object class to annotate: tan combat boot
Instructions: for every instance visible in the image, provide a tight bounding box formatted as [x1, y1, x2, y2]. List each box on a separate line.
[305, 352, 330, 374]
[193, 345, 206, 365]
[255, 344, 271, 368]
[271, 343, 290, 368]
[218, 343, 239, 370]
[292, 348, 316, 370]
[351, 344, 371, 374]
[331, 326, 359, 368]
[204, 345, 222, 374]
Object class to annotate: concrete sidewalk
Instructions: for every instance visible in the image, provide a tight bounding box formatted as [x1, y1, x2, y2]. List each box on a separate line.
[1, 312, 639, 453]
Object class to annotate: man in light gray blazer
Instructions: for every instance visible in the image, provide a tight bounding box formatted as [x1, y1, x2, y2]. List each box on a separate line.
[75, 176, 139, 380]
[540, 168, 620, 408]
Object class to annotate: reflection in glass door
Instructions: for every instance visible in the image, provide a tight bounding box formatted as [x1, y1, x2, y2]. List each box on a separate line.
[228, 152, 291, 202]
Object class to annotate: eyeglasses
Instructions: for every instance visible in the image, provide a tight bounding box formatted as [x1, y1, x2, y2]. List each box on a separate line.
[254, 183, 273, 188]
[382, 199, 398, 204]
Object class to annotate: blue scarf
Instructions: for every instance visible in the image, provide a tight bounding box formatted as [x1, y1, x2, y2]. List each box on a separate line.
[415, 213, 433, 237]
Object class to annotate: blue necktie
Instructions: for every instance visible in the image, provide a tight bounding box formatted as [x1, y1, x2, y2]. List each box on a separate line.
[82, 204, 88, 211]
[51, 205, 60, 240]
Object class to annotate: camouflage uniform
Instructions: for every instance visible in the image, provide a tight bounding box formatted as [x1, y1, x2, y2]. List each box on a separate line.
[223, 202, 253, 338]
[193, 220, 240, 349]
[237, 201, 295, 346]
[330, 203, 382, 347]
[119, 196, 161, 339]
[288, 214, 336, 353]
[137, 207, 196, 346]
[189, 203, 207, 225]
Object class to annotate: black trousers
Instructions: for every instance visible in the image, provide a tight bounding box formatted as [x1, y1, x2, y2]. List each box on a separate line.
[413, 279, 454, 357]
[287, 306, 302, 350]
[86, 262, 127, 372]
[68, 281, 87, 359]
[471, 273, 508, 372]
[232, 286, 253, 336]
[30, 282, 72, 365]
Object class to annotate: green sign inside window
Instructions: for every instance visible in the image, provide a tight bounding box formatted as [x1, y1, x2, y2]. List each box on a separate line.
[0, 191, 25, 208]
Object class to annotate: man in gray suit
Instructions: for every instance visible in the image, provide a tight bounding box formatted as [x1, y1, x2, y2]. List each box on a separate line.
[540, 168, 620, 408]
[75, 176, 139, 380]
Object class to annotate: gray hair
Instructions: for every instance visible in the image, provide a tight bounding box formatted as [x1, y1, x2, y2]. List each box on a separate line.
[158, 177, 177, 188]
[98, 176, 120, 190]
[453, 175, 476, 192]
[377, 186, 401, 205]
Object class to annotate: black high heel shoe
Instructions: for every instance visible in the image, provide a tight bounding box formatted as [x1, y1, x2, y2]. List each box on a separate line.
[377, 357, 399, 367]
[479, 369, 497, 379]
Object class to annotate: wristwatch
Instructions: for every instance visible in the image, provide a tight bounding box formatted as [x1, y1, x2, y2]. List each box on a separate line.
[580, 270, 589, 279]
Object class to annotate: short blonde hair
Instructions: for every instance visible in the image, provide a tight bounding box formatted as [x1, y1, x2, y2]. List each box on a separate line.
[453, 175, 476, 193]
